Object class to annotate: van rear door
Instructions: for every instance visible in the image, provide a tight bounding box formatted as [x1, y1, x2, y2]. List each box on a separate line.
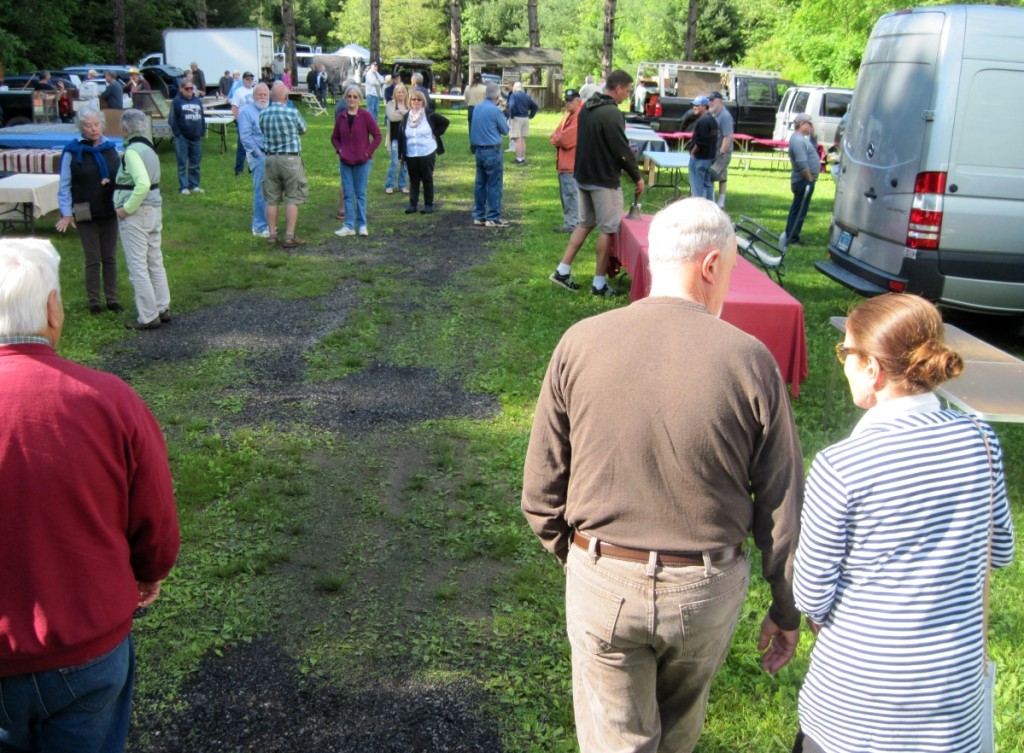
[832, 10, 944, 275]
[939, 12, 1024, 306]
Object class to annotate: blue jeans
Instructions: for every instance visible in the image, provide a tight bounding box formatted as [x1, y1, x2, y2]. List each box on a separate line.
[0, 635, 135, 753]
[247, 154, 268, 233]
[234, 132, 246, 175]
[340, 160, 372, 230]
[385, 141, 407, 191]
[785, 177, 816, 242]
[174, 136, 202, 191]
[473, 147, 504, 222]
[367, 95, 380, 123]
[689, 157, 713, 200]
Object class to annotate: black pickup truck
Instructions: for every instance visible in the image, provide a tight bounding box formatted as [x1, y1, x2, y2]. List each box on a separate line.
[628, 63, 792, 140]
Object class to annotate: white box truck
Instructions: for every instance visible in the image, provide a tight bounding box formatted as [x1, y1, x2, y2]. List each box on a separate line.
[140, 29, 275, 93]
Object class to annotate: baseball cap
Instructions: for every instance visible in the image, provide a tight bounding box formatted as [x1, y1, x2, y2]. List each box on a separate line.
[709, 91, 724, 101]
[565, 89, 580, 101]
[793, 113, 813, 125]
[243, 71, 255, 80]
[693, 95, 710, 106]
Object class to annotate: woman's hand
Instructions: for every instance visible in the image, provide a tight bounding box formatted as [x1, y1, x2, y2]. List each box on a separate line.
[55, 216, 75, 232]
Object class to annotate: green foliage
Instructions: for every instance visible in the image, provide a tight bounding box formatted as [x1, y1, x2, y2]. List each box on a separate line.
[329, 0, 449, 63]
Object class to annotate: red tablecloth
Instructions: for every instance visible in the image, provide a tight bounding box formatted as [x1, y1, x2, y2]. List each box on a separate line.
[612, 214, 808, 397]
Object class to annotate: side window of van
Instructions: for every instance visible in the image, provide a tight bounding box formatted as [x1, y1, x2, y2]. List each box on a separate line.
[823, 93, 851, 118]
[793, 91, 810, 114]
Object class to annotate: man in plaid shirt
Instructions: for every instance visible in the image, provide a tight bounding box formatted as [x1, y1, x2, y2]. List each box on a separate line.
[258, 82, 308, 248]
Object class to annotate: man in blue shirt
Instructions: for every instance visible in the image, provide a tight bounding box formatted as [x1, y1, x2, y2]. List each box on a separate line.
[469, 84, 510, 228]
[506, 81, 539, 165]
[238, 83, 270, 236]
[169, 80, 206, 194]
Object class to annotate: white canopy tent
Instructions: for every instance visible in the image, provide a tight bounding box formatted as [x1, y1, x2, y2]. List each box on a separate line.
[332, 44, 371, 61]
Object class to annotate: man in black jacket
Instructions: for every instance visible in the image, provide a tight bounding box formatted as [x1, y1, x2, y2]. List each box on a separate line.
[547, 70, 644, 297]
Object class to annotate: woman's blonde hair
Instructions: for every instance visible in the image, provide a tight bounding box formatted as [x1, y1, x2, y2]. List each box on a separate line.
[846, 293, 963, 392]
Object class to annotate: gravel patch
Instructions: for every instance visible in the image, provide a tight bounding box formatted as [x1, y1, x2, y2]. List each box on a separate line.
[130, 636, 505, 752]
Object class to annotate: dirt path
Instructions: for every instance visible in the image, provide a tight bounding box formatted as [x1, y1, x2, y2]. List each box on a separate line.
[120, 210, 513, 751]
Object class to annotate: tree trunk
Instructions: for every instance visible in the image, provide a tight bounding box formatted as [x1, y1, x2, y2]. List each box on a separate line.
[282, 0, 296, 86]
[528, 0, 540, 47]
[196, 0, 208, 28]
[450, 0, 463, 91]
[685, 0, 698, 60]
[112, 0, 126, 65]
[370, 0, 380, 64]
[602, 0, 615, 79]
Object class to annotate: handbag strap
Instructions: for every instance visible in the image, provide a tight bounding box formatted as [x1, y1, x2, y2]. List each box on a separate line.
[964, 415, 995, 666]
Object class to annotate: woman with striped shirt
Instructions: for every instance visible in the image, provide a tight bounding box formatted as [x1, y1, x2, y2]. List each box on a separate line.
[793, 294, 1015, 753]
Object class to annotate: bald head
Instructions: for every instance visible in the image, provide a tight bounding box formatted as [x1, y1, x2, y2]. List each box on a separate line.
[270, 82, 288, 103]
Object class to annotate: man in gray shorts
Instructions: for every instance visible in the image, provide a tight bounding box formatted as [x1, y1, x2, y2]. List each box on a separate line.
[548, 70, 644, 297]
[258, 82, 308, 248]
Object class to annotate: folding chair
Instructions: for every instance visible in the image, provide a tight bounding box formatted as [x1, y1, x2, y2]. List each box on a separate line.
[301, 92, 327, 116]
[734, 215, 787, 285]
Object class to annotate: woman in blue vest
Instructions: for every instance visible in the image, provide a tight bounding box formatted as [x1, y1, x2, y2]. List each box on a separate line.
[55, 106, 122, 314]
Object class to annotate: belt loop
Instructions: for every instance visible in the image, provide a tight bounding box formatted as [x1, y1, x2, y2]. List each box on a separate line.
[587, 535, 599, 563]
[646, 550, 658, 579]
[702, 551, 712, 578]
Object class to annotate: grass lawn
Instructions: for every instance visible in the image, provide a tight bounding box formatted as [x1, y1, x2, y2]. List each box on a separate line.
[45, 105, 1024, 751]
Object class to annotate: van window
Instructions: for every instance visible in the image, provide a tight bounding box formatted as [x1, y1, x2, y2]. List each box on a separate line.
[792, 91, 810, 114]
[846, 13, 941, 170]
[822, 93, 851, 118]
[955, 69, 1024, 170]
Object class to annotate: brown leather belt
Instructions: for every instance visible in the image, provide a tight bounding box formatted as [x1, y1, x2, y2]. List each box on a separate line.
[572, 531, 742, 567]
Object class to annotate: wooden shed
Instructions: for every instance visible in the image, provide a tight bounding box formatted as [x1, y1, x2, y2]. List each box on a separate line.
[467, 45, 564, 110]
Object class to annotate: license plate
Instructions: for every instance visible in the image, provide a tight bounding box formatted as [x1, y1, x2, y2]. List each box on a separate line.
[837, 230, 853, 253]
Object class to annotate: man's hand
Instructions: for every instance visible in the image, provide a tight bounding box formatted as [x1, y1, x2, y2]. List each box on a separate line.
[758, 613, 799, 675]
[137, 581, 162, 607]
[634, 178, 645, 199]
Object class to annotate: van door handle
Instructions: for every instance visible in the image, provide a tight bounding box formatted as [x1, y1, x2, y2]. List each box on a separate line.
[864, 188, 877, 199]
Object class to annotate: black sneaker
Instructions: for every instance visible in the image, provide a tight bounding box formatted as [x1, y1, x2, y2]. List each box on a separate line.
[404, 205, 417, 214]
[591, 284, 621, 298]
[549, 270, 580, 291]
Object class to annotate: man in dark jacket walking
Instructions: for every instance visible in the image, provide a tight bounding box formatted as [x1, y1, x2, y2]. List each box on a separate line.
[548, 70, 644, 297]
[169, 80, 206, 194]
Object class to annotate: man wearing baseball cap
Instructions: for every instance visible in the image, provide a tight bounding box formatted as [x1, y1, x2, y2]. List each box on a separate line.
[708, 91, 734, 208]
[688, 95, 718, 201]
[782, 112, 819, 249]
[231, 72, 257, 177]
[549, 89, 582, 233]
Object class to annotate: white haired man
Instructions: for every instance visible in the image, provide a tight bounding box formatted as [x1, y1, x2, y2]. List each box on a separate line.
[523, 198, 804, 753]
[0, 238, 180, 753]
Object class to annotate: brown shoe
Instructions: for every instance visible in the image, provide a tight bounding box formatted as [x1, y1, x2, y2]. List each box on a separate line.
[125, 317, 161, 330]
[282, 236, 305, 248]
[158, 309, 171, 324]
[267, 234, 279, 244]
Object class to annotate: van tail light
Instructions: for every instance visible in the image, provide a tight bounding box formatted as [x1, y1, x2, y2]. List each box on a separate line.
[907, 171, 946, 250]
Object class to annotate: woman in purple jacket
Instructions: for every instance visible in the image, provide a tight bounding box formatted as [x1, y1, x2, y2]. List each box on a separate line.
[331, 85, 382, 237]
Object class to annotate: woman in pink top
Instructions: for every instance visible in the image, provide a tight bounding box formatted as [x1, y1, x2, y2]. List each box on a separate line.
[330, 84, 382, 237]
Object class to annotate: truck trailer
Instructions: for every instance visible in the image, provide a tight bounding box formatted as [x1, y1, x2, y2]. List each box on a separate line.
[140, 28, 275, 93]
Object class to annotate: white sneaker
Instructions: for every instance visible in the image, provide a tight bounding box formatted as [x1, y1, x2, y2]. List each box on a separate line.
[252, 230, 270, 238]
[180, 188, 190, 195]
[335, 226, 356, 237]
[191, 186, 205, 194]
[358, 226, 369, 236]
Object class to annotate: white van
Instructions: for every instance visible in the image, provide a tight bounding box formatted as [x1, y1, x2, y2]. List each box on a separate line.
[818, 5, 1024, 315]
[773, 85, 853, 145]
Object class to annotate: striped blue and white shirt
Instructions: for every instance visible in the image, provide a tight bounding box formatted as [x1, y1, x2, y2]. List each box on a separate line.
[794, 394, 1015, 752]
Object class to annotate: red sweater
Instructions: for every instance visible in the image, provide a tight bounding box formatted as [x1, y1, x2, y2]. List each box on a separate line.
[330, 107, 382, 166]
[0, 343, 180, 676]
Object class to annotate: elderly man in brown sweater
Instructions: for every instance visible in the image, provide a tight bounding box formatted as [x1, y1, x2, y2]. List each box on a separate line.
[522, 197, 804, 753]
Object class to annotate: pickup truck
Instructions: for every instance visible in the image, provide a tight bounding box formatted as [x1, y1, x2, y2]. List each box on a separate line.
[627, 62, 792, 139]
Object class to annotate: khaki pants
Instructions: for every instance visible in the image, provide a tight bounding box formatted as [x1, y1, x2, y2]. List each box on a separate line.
[566, 542, 749, 753]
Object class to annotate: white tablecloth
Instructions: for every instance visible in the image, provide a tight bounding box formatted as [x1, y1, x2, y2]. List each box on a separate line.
[0, 173, 60, 218]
